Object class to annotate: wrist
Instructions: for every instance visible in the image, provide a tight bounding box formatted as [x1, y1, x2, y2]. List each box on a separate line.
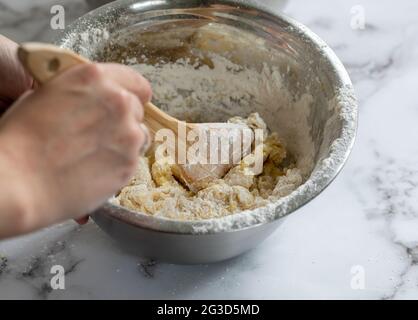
[0, 132, 37, 237]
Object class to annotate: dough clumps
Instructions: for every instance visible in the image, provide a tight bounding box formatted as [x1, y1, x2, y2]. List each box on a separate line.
[115, 113, 302, 220]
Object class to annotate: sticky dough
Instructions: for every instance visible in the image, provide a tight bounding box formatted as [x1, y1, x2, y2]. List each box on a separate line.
[113, 113, 303, 220]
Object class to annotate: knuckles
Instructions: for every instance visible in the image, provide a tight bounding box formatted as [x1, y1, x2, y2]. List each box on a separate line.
[74, 63, 104, 85]
[105, 90, 144, 123]
[133, 74, 153, 104]
[120, 124, 145, 152]
[109, 90, 132, 116]
[47, 62, 148, 181]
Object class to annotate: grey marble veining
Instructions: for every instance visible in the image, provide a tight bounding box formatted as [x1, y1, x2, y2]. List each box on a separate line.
[1, 0, 418, 299]
[0, 0, 88, 42]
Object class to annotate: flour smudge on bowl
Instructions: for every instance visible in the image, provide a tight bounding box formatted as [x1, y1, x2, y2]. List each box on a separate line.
[110, 54, 312, 220]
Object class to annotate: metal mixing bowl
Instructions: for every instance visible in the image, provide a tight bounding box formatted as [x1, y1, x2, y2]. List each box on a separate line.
[57, 0, 358, 264]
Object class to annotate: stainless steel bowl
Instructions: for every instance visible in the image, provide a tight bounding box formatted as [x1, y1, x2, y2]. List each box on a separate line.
[84, 0, 289, 11]
[57, 0, 357, 264]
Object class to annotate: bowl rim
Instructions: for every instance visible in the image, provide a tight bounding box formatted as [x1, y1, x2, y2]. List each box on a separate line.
[59, 0, 358, 235]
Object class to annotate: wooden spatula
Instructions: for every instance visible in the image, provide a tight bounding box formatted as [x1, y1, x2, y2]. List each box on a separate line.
[17, 42, 253, 192]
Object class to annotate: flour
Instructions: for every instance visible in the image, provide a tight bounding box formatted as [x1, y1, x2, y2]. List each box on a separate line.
[109, 54, 314, 221]
[129, 53, 315, 177]
[61, 27, 110, 58]
[57, 7, 357, 234]
[115, 112, 302, 220]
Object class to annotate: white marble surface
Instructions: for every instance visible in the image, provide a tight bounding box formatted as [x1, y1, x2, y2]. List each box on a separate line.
[1, 0, 418, 299]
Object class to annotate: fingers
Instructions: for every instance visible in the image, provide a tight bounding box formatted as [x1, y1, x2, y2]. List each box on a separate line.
[56, 63, 152, 105]
[98, 84, 149, 157]
[45, 63, 151, 159]
[105, 119, 148, 161]
[138, 123, 151, 156]
[100, 85, 144, 123]
[52, 63, 151, 124]
[99, 63, 153, 105]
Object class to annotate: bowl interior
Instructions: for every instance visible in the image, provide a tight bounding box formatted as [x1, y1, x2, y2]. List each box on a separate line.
[58, 0, 357, 234]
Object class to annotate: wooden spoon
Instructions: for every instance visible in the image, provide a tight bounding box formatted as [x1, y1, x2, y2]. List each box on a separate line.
[17, 42, 253, 192]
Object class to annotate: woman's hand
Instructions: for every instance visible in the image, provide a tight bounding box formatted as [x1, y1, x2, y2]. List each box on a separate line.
[0, 62, 151, 238]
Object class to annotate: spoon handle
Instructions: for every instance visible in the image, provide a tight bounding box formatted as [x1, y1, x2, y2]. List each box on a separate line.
[18, 42, 90, 84]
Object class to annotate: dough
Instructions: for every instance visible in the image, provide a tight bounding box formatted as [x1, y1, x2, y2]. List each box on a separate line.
[115, 113, 302, 220]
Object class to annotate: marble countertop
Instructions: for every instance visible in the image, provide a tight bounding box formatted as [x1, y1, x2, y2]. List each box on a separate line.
[1, 0, 417, 299]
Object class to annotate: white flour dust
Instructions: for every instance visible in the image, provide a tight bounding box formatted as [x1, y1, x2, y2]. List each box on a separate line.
[59, 21, 356, 233]
[109, 54, 315, 221]
[130, 54, 315, 177]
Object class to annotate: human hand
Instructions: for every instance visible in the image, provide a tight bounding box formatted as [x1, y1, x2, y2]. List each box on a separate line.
[0, 35, 33, 112]
[0, 63, 151, 235]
